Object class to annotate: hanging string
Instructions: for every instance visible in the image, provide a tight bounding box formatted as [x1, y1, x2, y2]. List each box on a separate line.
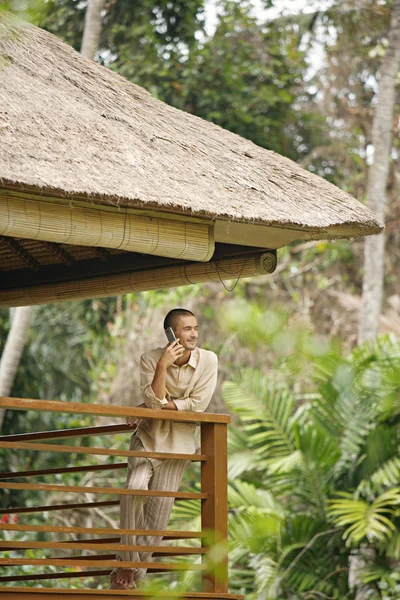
[183, 258, 247, 291]
[216, 259, 246, 292]
[183, 263, 197, 285]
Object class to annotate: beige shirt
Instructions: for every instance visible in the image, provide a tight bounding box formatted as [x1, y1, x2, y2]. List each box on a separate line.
[135, 346, 218, 454]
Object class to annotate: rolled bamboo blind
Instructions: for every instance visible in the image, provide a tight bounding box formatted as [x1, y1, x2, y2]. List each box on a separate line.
[0, 195, 214, 262]
[0, 252, 277, 307]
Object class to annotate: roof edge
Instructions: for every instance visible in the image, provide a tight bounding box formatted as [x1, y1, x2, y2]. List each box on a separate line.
[0, 180, 384, 240]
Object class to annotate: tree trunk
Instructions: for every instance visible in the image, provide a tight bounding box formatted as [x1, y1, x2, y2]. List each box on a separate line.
[0, 306, 34, 431]
[80, 0, 105, 60]
[358, 0, 400, 344]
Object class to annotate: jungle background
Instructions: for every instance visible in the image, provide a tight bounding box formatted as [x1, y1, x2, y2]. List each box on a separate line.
[1, 0, 400, 598]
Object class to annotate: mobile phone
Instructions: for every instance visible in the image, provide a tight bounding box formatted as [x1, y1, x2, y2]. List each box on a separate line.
[165, 327, 176, 344]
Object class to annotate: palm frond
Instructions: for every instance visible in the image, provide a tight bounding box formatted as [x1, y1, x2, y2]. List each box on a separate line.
[386, 531, 400, 559]
[169, 499, 200, 532]
[222, 369, 295, 460]
[227, 427, 263, 479]
[356, 424, 400, 491]
[310, 357, 380, 479]
[228, 479, 283, 514]
[328, 489, 400, 543]
[251, 554, 281, 598]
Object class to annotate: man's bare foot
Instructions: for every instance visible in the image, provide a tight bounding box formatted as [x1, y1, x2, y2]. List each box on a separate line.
[110, 569, 136, 589]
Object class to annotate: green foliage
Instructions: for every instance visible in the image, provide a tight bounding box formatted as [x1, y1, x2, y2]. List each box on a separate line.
[221, 329, 400, 599]
[2, 1, 400, 596]
[223, 370, 296, 460]
[163, 1, 313, 159]
[328, 489, 400, 544]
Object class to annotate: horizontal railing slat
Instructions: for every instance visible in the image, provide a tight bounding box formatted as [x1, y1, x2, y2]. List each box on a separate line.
[0, 441, 205, 461]
[0, 397, 230, 423]
[0, 424, 132, 443]
[0, 481, 206, 498]
[0, 563, 181, 580]
[1, 524, 203, 538]
[67, 554, 115, 561]
[0, 570, 113, 583]
[0, 558, 205, 570]
[0, 588, 244, 598]
[0, 463, 127, 480]
[0, 541, 205, 554]
[0, 501, 119, 515]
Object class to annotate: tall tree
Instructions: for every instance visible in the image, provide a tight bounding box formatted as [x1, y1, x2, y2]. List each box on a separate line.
[0, 306, 33, 430]
[359, 0, 400, 343]
[80, 0, 105, 59]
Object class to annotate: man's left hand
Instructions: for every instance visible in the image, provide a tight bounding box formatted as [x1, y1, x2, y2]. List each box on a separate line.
[162, 399, 177, 410]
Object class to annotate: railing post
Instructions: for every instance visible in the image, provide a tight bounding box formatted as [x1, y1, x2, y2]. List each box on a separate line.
[200, 421, 228, 593]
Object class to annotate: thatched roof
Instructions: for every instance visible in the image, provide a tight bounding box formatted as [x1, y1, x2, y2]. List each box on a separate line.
[0, 12, 382, 241]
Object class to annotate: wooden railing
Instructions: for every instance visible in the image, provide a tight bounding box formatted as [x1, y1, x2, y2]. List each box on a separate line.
[0, 397, 237, 599]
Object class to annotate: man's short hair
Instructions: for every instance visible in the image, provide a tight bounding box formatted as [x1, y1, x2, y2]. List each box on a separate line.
[164, 308, 195, 331]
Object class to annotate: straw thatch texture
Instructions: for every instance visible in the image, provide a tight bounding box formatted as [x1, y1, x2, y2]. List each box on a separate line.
[0, 13, 382, 241]
[0, 194, 214, 262]
[0, 252, 277, 308]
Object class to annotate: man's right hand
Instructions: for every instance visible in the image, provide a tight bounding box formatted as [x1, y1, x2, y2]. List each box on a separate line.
[159, 339, 185, 368]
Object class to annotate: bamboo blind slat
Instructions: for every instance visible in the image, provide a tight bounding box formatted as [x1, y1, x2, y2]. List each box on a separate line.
[0, 196, 214, 262]
[0, 251, 277, 307]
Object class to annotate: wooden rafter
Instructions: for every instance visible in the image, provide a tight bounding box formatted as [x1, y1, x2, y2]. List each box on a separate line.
[39, 241, 75, 266]
[91, 247, 111, 261]
[0, 236, 40, 271]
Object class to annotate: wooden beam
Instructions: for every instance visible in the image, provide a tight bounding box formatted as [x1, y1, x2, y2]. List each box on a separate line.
[0, 570, 113, 583]
[0, 586, 244, 598]
[0, 558, 205, 570]
[0, 397, 230, 423]
[0, 501, 119, 514]
[201, 423, 229, 594]
[39, 241, 75, 266]
[0, 541, 206, 554]
[0, 523, 203, 538]
[0, 440, 206, 461]
[91, 247, 111, 261]
[0, 481, 206, 499]
[0, 423, 133, 442]
[0, 236, 40, 271]
[0, 462, 127, 480]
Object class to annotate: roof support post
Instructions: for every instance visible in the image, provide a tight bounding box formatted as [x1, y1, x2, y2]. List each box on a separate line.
[200, 422, 228, 594]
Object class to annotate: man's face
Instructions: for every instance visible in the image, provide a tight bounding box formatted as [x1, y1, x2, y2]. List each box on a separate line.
[173, 315, 198, 351]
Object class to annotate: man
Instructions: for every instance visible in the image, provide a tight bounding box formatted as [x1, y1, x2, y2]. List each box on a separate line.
[110, 308, 218, 589]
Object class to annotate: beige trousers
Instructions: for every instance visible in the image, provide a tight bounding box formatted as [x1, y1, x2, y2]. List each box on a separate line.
[116, 435, 190, 583]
